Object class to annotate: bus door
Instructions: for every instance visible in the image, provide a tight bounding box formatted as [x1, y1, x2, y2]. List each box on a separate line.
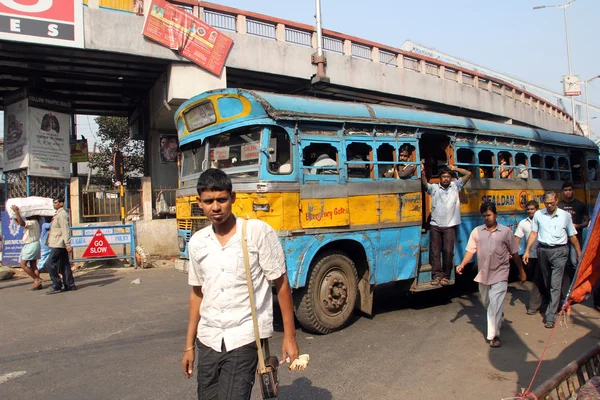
[415, 132, 453, 288]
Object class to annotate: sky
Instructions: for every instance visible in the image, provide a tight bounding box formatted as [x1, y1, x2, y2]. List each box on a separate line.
[1, 0, 599, 143]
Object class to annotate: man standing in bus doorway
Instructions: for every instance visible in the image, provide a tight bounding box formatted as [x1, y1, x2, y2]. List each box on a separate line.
[514, 200, 545, 315]
[457, 202, 526, 348]
[523, 191, 581, 329]
[182, 169, 299, 399]
[421, 161, 472, 286]
[558, 181, 589, 299]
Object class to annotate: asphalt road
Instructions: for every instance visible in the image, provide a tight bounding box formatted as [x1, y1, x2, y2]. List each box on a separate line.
[1, 264, 599, 400]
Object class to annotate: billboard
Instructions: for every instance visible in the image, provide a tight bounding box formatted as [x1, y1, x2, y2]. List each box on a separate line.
[1, 211, 24, 267]
[0, 0, 84, 48]
[142, 0, 233, 76]
[563, 75, 582, 97]
[3, 99, 29, 172]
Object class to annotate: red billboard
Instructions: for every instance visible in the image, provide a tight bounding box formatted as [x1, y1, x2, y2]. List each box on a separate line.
[142, 0, 233, 76]
[0, 0, 84, 48]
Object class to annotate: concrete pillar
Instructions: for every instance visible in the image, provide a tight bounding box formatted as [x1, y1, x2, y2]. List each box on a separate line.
[438, 65, 445, 79]
[457, 70, 463, 84]
[236, 15, 247, 34]
[311, 32, 317, 49]
[504, 86, 513, 99]
[396, 53, 404, 69]
[371, 47, 379, 63]
[474, 76, 479, 89]
[142, 177, 153, 221]
[486, 80, 492, 91]
[70, 177, 81, 226]
[198, 6, 205, 20]
[418, 59, 425, 74]
[275, 23, 285, 42]
[343, 39, 352, 56]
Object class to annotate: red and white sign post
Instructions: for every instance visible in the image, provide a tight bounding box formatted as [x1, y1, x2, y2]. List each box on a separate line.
[82, 229, 117, 258]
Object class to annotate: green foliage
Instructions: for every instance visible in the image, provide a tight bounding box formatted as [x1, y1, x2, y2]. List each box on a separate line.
[88, 116, 144, 183]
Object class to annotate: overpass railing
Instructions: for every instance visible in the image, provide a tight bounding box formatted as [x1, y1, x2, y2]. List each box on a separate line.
[89, 0, 575, 128]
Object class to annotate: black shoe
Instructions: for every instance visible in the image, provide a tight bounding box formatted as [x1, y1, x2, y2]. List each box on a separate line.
[63, 285, 77, 292]
[526, 309, 538, 315]
[544, 321, 555, 329]
[47, 287, 62, 295]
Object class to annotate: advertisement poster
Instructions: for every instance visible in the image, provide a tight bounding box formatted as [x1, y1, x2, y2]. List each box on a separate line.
[70, 139, 89, 163]
[159, 135, 178, 163]
[28, 107, 71, 178]
[1, 211, 23, 267]
[142, 0, 233, 76]
[0, 0, 84, 48]
[3, 99, 28, 172]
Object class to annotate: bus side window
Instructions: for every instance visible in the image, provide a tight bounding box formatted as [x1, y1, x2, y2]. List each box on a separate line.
[303, 143, 339, 175]
[268, 128, 293, 175]
[515, 153, 529, 180]
[570, 151, 585, 182]
[346, 142, 372, 179]
[478, 150, 494, 179]
[377, 143, 396, 179]
[498, 151, 513, 179]
[588, 159, 599, 181]
[531, 154, 542, 179]
[545, 156, 557, 180]
[558, 157, 571, 180]
[456, 148, 476, 177]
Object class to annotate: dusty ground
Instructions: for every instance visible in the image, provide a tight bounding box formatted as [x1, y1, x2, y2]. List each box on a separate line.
[0, 263, 599, 400]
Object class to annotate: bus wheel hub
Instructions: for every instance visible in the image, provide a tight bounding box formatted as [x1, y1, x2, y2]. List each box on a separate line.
[321, 272, 348, 313]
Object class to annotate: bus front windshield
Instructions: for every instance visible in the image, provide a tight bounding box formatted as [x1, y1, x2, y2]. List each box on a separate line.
[180, 128, 262, 187]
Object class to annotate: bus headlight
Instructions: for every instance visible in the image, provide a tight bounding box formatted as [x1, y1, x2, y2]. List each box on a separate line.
[178, 235, 186, 252]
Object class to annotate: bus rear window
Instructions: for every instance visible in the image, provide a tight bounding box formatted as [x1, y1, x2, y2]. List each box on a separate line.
[184, 101, 217, 131]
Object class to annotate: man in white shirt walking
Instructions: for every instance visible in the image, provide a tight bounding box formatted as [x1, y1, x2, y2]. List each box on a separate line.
[422, 162, 472, 286]
[11, 205, 42, 290]
[182, 168, 299, 400]
[515, 200, 544, 315]
[523, 192, 581, 329]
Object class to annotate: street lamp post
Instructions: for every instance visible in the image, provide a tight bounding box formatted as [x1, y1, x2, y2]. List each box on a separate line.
[584, 75, 600, 138]
[534, 0, 578, 133]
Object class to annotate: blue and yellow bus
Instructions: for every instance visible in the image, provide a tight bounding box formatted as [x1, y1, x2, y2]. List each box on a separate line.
[174, 89, 600, 334]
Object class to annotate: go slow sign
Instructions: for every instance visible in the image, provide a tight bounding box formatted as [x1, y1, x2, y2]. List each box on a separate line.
[82, 229, 117, 258]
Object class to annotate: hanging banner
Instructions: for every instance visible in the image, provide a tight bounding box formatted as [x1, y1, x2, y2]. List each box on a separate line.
[142, 0, 233, 76]
[0, 0, 84, 48]
[28, 107, 71, 178]
[70, 139, 89, 163]
[1, 211, 24, 267]
[3, 99, 29, 172]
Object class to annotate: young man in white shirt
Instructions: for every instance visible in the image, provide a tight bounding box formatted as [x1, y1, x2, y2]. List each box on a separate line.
[11, 205, 42, 290]
[514, 200, 544, 315]
[182, 168, 299, 400]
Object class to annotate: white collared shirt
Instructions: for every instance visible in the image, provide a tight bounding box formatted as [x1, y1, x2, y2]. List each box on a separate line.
[188, 217, 286, 352]
[532, 208, 577, 246]
[515, 217, 538, 258]
[427, 179, 464, 227]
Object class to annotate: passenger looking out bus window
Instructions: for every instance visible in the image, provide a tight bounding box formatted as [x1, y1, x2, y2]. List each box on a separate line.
[303, 143, 339, 175]
[347, 142, 372, 179]
[544, 156, 557, 180]
[515, 153, 529, 180]
[496, 152, 513, 179]
[558, 158, 570, 180]
[456, 148, 476, 177]
[478, 150, 494, 179]
[267, 128, 293, 175]
[421, 162, 472, 286]
[387, 144, 416, 179]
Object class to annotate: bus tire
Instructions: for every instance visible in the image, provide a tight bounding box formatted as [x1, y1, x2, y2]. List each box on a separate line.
[294, 252, 358, 334]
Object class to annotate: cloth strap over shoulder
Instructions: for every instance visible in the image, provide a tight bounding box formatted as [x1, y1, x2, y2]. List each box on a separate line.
[242, 219, 268, 374]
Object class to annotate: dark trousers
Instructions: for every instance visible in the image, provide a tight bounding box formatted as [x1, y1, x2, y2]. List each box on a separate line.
[197, 341, 258, 400]
[430, 225, 456, 279]
[560, 244, 578, 300]
[527, 258, 547, 312]
[48, 247, 74, 290]
[538, 245, 569, 324]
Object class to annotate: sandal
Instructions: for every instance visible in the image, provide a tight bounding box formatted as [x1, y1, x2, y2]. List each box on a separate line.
[489, 337, 501, 348]
[430, 277, 442, 286]
[29, 281, 43, 291]
[440, 278, 450, 286]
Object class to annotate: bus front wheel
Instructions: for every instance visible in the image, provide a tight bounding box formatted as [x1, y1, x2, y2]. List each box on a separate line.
[294, 252, 358, 334]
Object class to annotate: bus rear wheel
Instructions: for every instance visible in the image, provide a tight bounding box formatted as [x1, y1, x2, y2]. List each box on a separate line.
[294, 252, 358, 334]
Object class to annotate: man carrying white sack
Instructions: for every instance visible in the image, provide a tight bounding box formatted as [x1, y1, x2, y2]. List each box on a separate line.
[11, 205, 43, 290]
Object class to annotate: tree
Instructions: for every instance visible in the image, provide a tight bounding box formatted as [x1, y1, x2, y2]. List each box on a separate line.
[88, 116, 144, 185]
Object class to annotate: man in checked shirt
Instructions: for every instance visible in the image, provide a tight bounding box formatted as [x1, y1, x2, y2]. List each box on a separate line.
[456, 202, 526, 348]
[181, 168, 299, 400]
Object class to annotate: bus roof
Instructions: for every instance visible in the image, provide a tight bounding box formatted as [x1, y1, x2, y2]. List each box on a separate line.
[177, 89, 598, 150]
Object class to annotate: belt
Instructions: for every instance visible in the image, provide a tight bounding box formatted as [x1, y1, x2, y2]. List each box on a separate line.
[538, 242, 567, 249]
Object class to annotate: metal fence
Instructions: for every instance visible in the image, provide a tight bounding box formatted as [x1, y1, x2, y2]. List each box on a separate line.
[351, 43, 371, 60]
[285, 27, 312, 47]
[204, 10, 236, 31]
[247, 19, 276, 39]
[323, 36, 343, 54]
[379, 50, 397, 66]
[81, 188, 143, 221]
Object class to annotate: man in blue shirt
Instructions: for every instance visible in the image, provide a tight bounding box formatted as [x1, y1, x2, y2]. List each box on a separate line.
[523, 191, 581, 328]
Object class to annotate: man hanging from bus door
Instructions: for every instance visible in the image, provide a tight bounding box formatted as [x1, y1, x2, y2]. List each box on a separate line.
[421, 160, 472, 286]
[456, 202, 526, 348]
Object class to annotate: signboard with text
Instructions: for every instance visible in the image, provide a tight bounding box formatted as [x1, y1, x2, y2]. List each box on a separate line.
[70, 224, 137, 268]
[1, 211, 24, 267]
[0, 0, 84, 48]
[142, 0, 233, 76]
[563, 75, 582, 96]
